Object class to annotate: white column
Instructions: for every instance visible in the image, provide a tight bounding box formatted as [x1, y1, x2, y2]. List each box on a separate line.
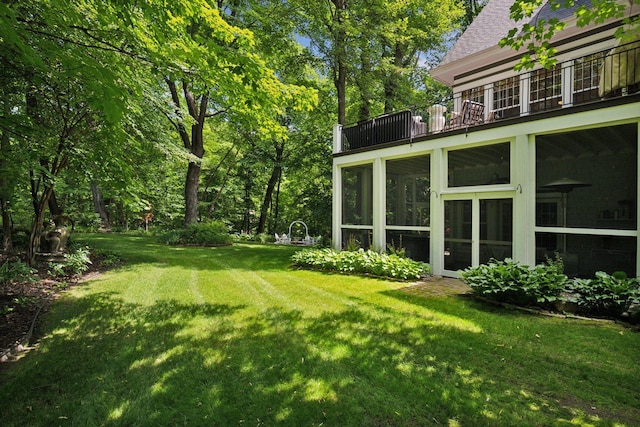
[332, 162, 342, 251]
[562, 60, 574, 108]
[484, 83, 493, 121]
[430, 148, 444, 275]
[372, 158, 386, 252]
[333, 124, 342, 154]
[520, 72, 530, 116]
[512, 133, 536, 266]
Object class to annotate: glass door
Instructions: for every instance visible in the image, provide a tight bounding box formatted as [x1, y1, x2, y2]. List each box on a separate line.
[444, 195, 513, 272]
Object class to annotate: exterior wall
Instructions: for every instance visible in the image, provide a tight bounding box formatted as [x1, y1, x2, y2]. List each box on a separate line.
[333, 101, 640, 277]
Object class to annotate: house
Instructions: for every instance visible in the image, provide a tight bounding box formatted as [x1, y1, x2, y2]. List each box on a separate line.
[331, 0, 640, 278]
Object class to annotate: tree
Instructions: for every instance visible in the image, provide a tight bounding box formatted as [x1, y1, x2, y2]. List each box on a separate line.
[158, 1, 316, 226]
[291, 0, 463, 124]
[501, 0, 640, 70]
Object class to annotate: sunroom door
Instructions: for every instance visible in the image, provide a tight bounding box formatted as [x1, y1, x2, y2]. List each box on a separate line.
[443, 194, 513, 274]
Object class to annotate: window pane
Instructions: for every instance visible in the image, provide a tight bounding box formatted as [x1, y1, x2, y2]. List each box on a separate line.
[341, 229, 371, 251]
[386, 230, 430, 262]
[480, 199, 513, 264]
[536, 233, 636, 277]
[386, 155, 430, 226]
[342, 165, 373, 225]
[536, 124, 637, 230]
[444, 200, 472, 270]
[448, 143, 510, 187]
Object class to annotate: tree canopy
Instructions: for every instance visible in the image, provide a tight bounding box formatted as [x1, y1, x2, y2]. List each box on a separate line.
[0, 0, 473, 259]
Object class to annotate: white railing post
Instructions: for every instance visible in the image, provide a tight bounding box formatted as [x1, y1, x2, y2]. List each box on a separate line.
[562, 60, 574, 108]
[333, 124, 342, 154]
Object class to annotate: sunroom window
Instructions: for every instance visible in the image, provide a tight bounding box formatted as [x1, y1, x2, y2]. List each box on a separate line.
[341, 164, 373, 250]
[535, 124, 637, 276]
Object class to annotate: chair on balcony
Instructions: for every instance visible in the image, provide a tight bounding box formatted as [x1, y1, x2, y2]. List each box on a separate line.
[444, 100, 485, 130]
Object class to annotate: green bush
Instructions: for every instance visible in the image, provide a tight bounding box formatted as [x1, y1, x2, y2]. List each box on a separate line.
[565, 271, 640, 318]
[0, 259, 36, 285]
[461, 258, 640, 323]
[291, 248, 430, 280]
[157, 221, 233, 246]
[49, 247, 92, 277]
[231, 233, 274, 243]
[460, 257, 567, 307]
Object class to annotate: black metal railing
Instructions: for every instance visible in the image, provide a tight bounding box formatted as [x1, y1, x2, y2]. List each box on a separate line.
[341, 110, 427, 151]
[339, 40, 640, 153]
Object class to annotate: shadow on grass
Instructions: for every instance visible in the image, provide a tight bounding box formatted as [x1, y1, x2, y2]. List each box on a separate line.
[2, 287, 637, 426]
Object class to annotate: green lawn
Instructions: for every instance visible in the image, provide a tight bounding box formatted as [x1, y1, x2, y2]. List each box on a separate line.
[1, 234, 639, 426]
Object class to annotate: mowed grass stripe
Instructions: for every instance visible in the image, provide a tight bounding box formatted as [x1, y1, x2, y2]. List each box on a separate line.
[0, 234, 636, 427]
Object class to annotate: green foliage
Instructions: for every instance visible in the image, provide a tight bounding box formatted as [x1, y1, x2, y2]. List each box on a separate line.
[231, 232, 274, 243]
[291, 248, 430, 280]
[0, 259, 36, 285]
[158, 221, 233, 246]
[345, 235, 361, 252]
[461, 258, 640, 322]
[460, 257, 568, 307]
[500, 0, 638, 70]
[386, 240, 407, 258]
[91, 249, 122, 268]
[565, 272, 640, 318]
[49, 247, 92, 277]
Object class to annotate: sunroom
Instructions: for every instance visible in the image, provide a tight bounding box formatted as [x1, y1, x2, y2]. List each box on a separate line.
[333, 41, 640, 277]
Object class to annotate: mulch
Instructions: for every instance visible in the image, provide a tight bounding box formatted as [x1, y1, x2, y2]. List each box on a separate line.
[0, 256, 109, 362]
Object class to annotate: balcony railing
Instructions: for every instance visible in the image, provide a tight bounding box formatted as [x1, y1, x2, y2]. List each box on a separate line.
[339, 40, 640, 153]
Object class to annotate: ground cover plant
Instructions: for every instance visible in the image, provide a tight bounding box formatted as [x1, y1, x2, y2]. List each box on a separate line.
[460, 258, 640, 322]
[1, 234, 639, 426]
[291, 248, 430, 280]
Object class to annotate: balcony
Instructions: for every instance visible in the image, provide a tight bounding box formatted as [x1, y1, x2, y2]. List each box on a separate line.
[338, 41, 640, 153]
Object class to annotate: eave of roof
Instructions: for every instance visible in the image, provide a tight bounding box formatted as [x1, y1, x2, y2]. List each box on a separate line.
[431, 0, 594, 86]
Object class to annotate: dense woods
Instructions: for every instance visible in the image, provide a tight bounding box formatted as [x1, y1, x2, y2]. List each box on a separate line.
[0, 0, 475, 263]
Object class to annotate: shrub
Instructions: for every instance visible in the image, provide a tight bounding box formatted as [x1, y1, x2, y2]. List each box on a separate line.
[564, 271, 640, 318]
[0, 259, 36, 285]
[157, 221, 233, 246]
[460, 257, 567, 307]
[291, 248, 430, 280]
[91, 248, 122, 268]
[49, 247, 92, 277]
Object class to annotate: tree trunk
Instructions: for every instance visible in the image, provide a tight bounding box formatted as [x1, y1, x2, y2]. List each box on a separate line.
[383, 42, 407, 113]
[333, 0, 348, 125]
[166, 78, 208, 226]
[272, 170, 282, 235]
[0, 89, 12, 252]
[256, 144, 284, 234]
[27, 185, 54, 266]
[48, 189, 63, 217]
[91, 183, 110, 227]
[0, 129, 11, 252]
[207, 148, 238, 218]
[1, 197, 10, 253]
[184, 161, 202, 225]
[242, 179, 252, 233]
